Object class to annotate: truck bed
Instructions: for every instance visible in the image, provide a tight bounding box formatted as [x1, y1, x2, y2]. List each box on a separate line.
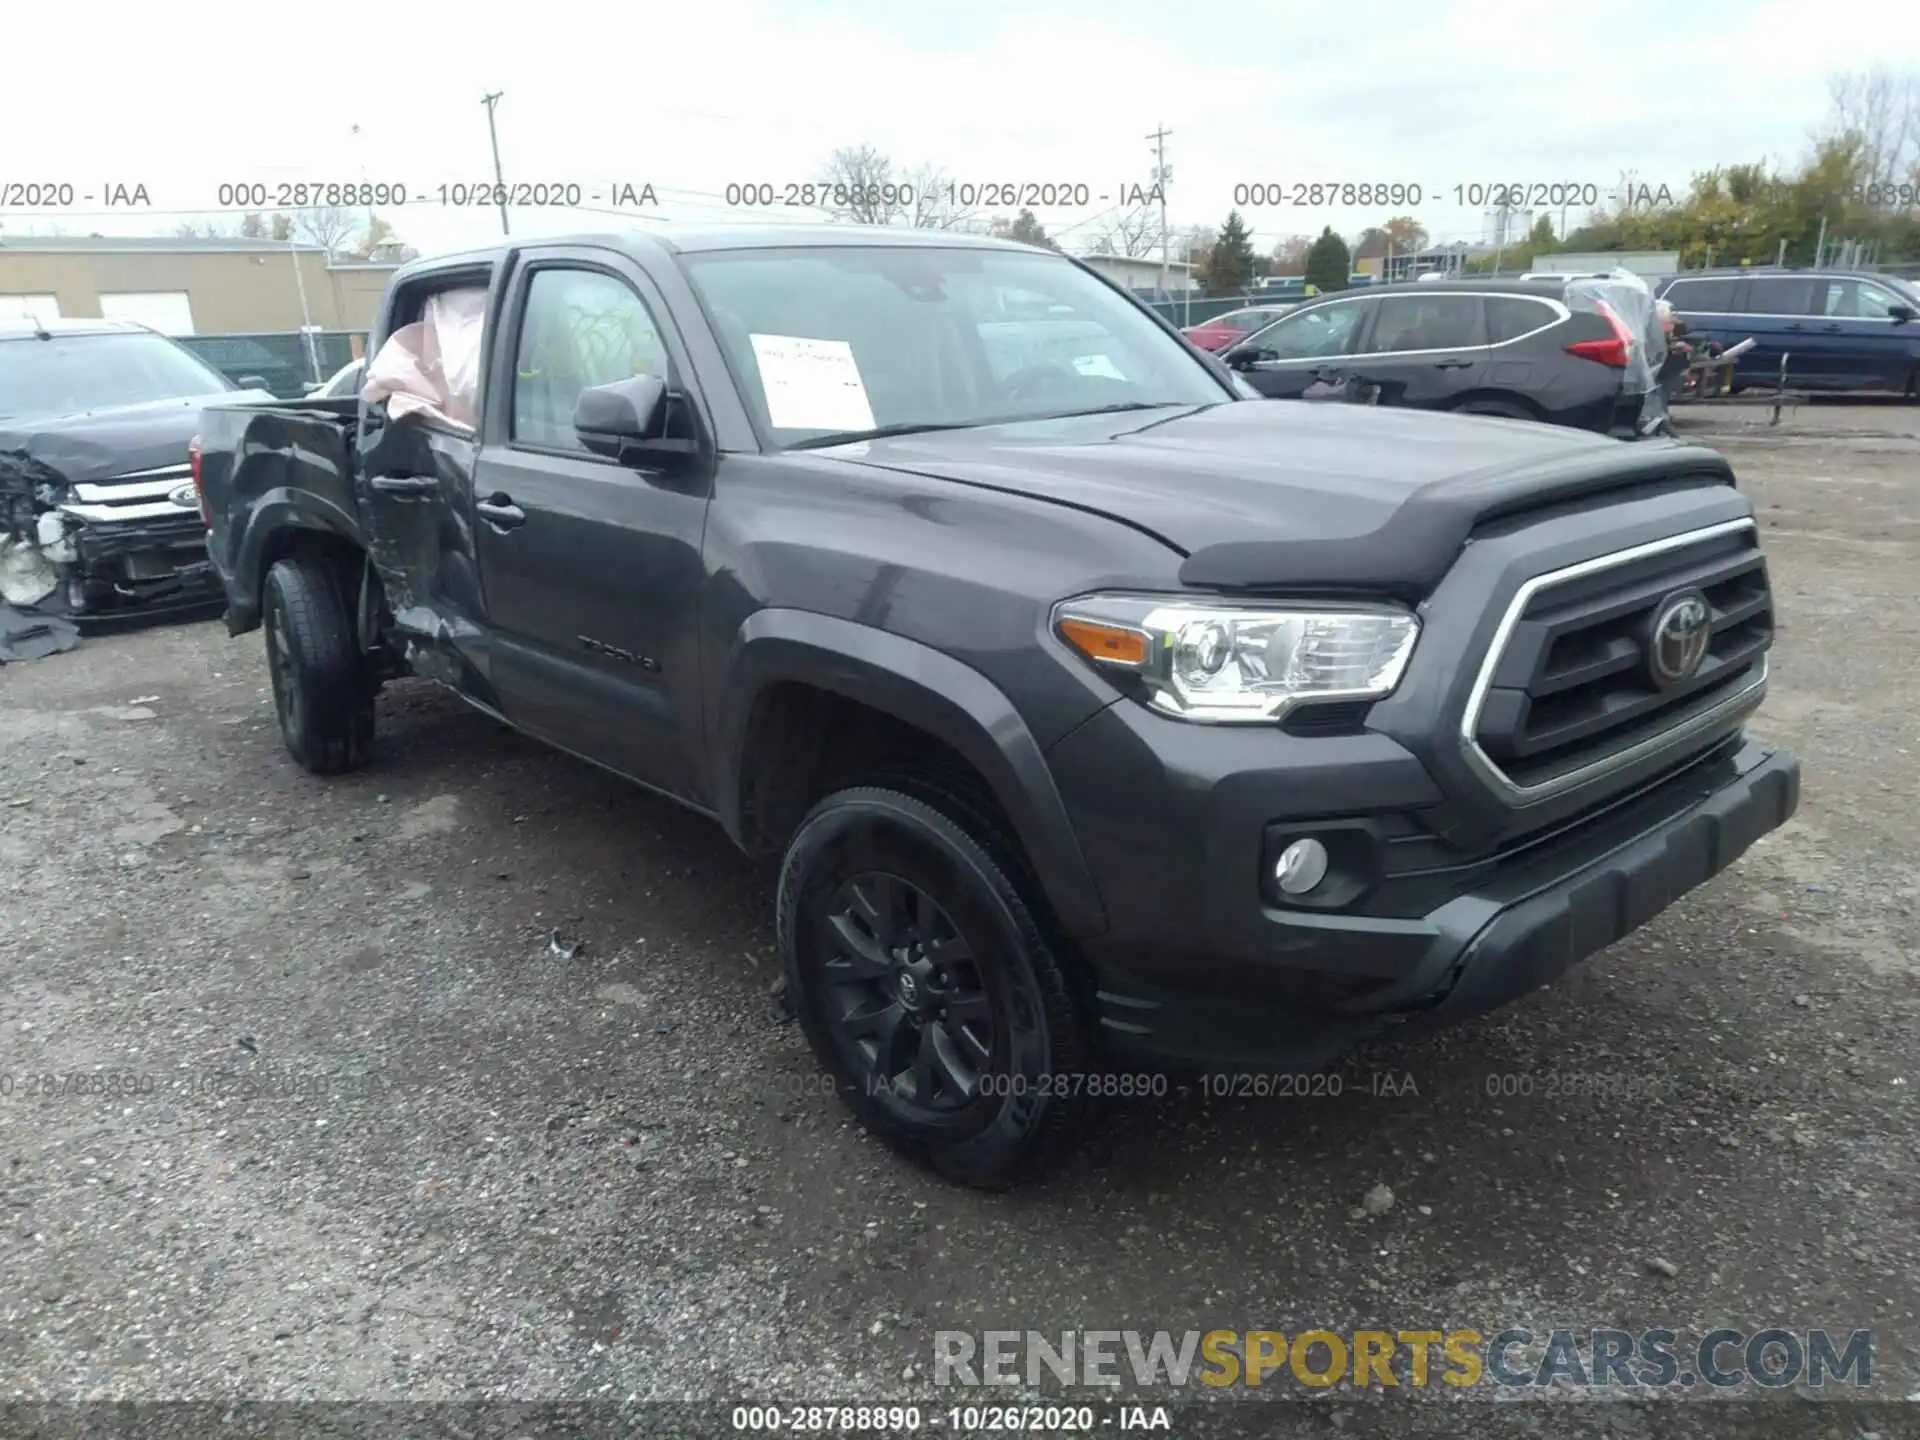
[198, 397, 363, 629]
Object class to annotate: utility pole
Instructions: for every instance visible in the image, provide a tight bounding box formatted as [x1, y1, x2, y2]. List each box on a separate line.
[481, 91, 510, 236]
[1147, 124, 1171, 297]
[287, 233, 320, 385]
[351, 123, 376, 248]
[1813, 213, 1827, 269]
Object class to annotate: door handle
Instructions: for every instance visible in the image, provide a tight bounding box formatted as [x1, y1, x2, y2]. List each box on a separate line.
[476, 496, 526, 529]
[1784, 323, 1806, 332]
[1434, 358, 1475, 369]
[369, 475, 437, 495]
[1821, 324, 1844, 333]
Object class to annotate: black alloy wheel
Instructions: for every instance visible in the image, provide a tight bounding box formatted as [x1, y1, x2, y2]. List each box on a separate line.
[778, 781, 1096, 1187]
[820, 871, 995, 1115]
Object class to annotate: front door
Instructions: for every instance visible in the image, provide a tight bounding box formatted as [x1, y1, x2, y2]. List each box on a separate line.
[1810, 277, 1917, 391]
[1232, 297, 1372, 398]
[471, 250, 715, 805]
[356, 276, 493, 698]
[1347, 292, 1489, 408]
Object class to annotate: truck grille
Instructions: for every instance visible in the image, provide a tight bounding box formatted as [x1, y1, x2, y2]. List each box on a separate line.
[1466, 519, 1772, 799]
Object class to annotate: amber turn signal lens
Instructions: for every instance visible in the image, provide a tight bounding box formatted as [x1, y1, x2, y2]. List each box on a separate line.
[1058, 617, 1149, 668]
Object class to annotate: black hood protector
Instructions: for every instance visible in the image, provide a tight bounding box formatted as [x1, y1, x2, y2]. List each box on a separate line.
[829, 401, 1739, 600]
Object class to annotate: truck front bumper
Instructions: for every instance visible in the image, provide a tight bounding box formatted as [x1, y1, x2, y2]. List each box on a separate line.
[1052, 713, 1799, 1071]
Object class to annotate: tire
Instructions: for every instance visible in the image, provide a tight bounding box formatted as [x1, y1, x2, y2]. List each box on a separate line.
[262, 556, 374, 775]
[778, 783, 1095, 1188]
[1453, 397, 1533, 420]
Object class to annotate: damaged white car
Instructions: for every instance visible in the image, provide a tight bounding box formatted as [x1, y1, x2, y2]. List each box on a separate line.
[0, 317, 272, 629]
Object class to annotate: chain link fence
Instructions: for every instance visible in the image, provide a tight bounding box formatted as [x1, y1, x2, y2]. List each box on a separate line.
[179, 332, 366, 398]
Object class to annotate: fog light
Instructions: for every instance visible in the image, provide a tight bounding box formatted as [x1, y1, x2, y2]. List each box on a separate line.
[1274, 838, 1329, 896]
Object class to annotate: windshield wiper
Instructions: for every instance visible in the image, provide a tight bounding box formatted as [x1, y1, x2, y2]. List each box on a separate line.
[1023, 401, 1202, 421]
[786, 420, 993, 451]
[785, 403, 1203, 450]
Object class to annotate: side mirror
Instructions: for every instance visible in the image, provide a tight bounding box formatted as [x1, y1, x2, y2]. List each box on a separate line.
[1888, 304, 1916, 323]
[572, 374, 694, 462]
[237, 374, 270, 391]
[1224, 346, 1271, 370]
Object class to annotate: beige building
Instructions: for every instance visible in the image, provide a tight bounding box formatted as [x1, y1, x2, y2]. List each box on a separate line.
[1078, 254, 1198, 295]
[0, 235, 401, 336]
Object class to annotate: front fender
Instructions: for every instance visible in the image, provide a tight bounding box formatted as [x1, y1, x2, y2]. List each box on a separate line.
[715, 608, 1108, 939]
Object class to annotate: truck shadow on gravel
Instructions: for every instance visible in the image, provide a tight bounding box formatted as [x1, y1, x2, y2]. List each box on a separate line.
[342, 678, 1874, 1299]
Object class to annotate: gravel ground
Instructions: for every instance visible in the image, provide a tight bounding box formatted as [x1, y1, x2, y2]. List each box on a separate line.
[2, 404, 1917, 1438]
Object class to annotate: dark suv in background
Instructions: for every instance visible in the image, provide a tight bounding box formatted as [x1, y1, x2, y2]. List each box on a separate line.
[1656, 268, 1920, 396]
[1221, 280, 1653, 433]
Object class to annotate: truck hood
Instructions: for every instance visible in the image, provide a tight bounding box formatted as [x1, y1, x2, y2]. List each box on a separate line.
[0, 391, 271, 488]
[825, 401, 1736, 598]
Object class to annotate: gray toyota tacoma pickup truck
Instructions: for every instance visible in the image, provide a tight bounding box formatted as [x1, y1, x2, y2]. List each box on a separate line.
[196, 225, 1799, 1187]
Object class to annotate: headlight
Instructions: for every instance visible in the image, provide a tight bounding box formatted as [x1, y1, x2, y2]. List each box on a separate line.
[1052, 593, 1419, 723]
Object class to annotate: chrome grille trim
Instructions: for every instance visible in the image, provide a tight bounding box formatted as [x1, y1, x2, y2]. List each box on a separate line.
[107, 463, 193, 481]
[72, 477, 191, 503]
[1460, 517, 1769, 806]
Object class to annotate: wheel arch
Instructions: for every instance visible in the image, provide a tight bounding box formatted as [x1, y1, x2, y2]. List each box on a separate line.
[1447, 389, 1545, 421]
[226, 494, 366, 634]
[715, 608, 1108, 939]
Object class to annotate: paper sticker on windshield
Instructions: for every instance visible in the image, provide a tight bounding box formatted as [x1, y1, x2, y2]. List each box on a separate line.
[1071, 353, 1126, 380]
[750, 334, 875, 432]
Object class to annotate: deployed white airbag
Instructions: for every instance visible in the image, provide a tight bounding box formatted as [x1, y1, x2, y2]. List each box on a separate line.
[361, 286, 488, 432]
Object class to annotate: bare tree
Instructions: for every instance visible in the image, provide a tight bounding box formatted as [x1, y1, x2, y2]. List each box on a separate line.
[902, 163, 982, 231]
[816, 145, 908, 225]
[814, 148, 985, 229]
[174, 218, 235, 239]
[294, 205, 358, 256]
[1090, 205, 1157, 257]
[344, 213, 421, 263]
[1268, 233, 1314, 273]
[1825, 67, 1920, 186]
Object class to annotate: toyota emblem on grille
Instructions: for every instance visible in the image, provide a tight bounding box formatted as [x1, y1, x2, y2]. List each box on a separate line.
[1647, 590, 1711, 687]
[168, 483, 199, 509]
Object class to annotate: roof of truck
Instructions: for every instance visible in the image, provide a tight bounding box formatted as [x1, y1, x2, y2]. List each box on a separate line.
[389, 224, 1049, 284]
[641, 224, 1033, 254]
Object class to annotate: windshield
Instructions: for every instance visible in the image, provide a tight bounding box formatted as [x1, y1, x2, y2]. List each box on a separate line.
[0, 332, 234, 420]
[678, 244, 1229, 447]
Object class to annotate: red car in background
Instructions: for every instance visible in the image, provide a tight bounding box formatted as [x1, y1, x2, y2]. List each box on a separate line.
[1180, 304, 1296, 352]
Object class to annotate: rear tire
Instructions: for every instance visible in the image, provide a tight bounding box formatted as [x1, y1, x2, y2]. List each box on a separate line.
[778, 784, 1096, 1188]
[263, 556, 374, 775]
[1454, 397, 1533, 420]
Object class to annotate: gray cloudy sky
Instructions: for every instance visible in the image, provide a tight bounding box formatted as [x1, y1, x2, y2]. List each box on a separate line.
[4, 0, 1916, 257]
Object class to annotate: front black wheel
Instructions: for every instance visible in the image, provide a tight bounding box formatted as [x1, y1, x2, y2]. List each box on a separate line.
[778, 785, 1095, 1187]
[263, 555, 374, 775]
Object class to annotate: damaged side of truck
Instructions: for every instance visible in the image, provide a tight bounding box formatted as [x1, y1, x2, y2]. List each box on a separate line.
[193, 270, 497, 722]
